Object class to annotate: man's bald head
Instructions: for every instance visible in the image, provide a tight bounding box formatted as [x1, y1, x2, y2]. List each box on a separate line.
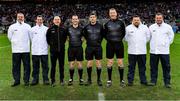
[17, 13, 24, 23]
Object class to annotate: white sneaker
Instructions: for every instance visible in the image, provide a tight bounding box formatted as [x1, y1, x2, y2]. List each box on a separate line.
[106, 80, 112, 87]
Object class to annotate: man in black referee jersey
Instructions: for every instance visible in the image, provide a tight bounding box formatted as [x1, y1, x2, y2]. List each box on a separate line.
[67, 15, 84, 86]
[83, 12, 104, 86]
[104, 8, 126, 87]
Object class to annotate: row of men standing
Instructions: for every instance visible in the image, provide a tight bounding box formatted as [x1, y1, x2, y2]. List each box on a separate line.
[7, 8, 174, 88]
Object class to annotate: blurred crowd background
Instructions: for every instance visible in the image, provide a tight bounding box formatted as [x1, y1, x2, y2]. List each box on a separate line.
[0, 1, 179, 33]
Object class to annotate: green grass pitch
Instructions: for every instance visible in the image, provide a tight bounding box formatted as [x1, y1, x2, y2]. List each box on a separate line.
[0, 33, 180, 100]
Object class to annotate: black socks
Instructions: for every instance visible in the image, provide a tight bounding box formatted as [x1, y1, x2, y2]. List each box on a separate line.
[87, 67, 92, 81]
[107, 66, 112, 81]
[97, 67, 102, 81]
[118, 67, 124, 81]
[78, 68, 83, 79]
[69, 69, 74, 80]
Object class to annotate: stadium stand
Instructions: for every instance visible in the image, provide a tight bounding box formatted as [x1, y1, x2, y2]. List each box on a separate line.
[0, 1, 179, 33]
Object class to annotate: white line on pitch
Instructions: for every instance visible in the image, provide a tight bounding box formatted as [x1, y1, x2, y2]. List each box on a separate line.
[0, 45, 10, 49]
[98, 92, 105, 101]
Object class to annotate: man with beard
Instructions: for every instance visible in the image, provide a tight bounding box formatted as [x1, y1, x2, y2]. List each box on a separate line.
[125, 15, 150, 86]
[149, 13, 174, 88]
[8, 13, 31, 87]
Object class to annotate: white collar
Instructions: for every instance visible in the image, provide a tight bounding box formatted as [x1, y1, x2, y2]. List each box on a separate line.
[16, 21, 24, 25]
[132, 23, 142, 28]
[155, 22, 165, 27]
[36, 24, 44, 27]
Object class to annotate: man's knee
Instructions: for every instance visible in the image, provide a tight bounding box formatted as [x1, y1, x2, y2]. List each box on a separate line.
[69, 61, 75, 68]
[117, 59, 124, 68]
[96, 60, 102, 67]
[77, 61, 83, 68]
[107, 59, 114, 67]
[87, 60, 93, 67]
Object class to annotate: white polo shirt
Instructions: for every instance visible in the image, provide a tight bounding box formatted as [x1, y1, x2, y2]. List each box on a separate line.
[125, 23, 150, 55]
[149, 22, 174, 54]
[30, 24, 48, 55]
[8, 21, 31, 53]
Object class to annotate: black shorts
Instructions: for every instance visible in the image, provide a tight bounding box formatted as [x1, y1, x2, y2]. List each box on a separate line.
[68, 46, 83, 61]
[106, 41, 124, 59]
[85, 46, 102, 60]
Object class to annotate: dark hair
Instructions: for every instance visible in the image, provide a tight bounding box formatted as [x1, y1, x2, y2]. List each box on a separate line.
[132, 15, 140, 19]
[155, 13, 164, 17]
[37, 15, 43, 19]
[133, 15, 140, 18]
[108, 8, 119, 18]
[71, 14, 79, 19]
[89, 11, 97, 17]
[17, 13, 24, 16]
[109, 8, 117, 12]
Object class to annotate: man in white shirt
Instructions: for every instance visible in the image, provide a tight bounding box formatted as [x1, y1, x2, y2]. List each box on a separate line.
[30, 15, 50, 86]
[125, 15, 150, 86]
[8, 13, 31, 87]
[149, 13, 174, 88]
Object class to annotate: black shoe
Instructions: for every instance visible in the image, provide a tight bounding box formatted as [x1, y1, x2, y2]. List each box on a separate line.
[120, 80, 126, 87]
[60, 80, 65, 86]
[24, 82, 29, 86]
[11, 82, 20, 87]
[97, 80, 103, 86]
[30, 81, 38, 86]
[141, 82, 148, 86]
[79, 79, 84, 85]
[68, 79, 73, 86]
[85, 80, 92, 86]
[51, 82, 55, 87]
[165, 84, 171, 88]
[127, 82, 133, 86]
[43, 81, 50, 85]
[148, 82, 156, 86]
[106, 80, 112, 88]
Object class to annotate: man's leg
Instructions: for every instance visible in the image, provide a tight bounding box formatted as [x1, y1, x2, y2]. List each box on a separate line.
[58, 50, 65, 86]
[50, 52, 57, 86]
[11, 53, 21, 87]
[31, 55, 40, 85]
[117, 58, 125, 87]
[137, 55, 147, 85]
[68, 47, 75, 85]
[22, 53, 31, 86]
[116, 41, 125, 87]
[41, 55, 49, 85]
[77, 46, 84, 85]
[68, 61, 75, 86]
[96, 60, 102, 86]
[106, 42, 114, 87]
[77, 61, 83, 85]
[127, 54, 137, 86]
[107, 59, 113, 87]
[150, 54, 159, 86]
[85, 60, 93, 86]
[160, 55, 171, 88]
[95, 46, 103, 86]
[85, 47, 93, 86]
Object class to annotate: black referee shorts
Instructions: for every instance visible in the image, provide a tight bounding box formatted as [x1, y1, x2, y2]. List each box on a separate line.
[106, 41, 124, 59]
[85, 46, 102, 60]
[68, 46, 83, 62]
